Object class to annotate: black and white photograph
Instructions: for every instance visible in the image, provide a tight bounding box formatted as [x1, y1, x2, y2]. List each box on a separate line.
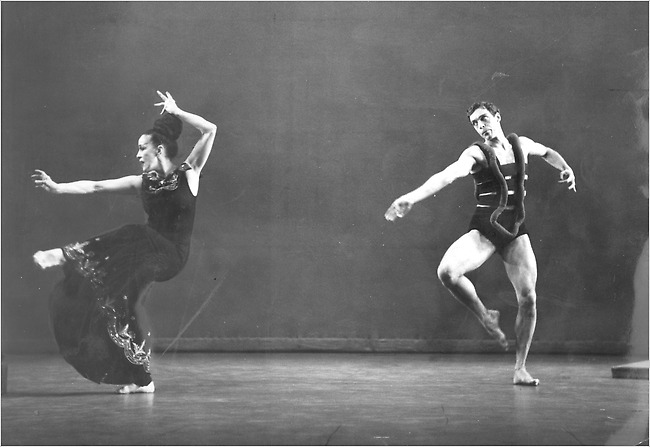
[1, 1, 648, 445]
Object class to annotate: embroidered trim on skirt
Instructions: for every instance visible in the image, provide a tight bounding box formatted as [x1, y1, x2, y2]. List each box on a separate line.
[50, 224, 183, 386]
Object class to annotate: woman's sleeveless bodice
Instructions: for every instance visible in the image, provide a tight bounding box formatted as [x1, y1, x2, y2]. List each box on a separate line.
[141, 163, 197, 262]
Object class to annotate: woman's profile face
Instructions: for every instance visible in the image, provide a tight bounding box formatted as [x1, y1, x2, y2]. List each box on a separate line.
[136, 135, 161, 172]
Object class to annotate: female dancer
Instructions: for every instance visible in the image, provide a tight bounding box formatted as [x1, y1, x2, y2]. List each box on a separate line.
[32, 91, 217, 393]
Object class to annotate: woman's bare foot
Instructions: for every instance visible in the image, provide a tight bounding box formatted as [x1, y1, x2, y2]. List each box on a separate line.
[513, 368, 540, 386]
[482, 309, 509, 350]
[33, 249, 65, 269]
[116, 382, 155, 394]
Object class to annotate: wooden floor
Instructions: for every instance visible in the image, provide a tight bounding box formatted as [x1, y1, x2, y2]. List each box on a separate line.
[1, 353, 648, 446]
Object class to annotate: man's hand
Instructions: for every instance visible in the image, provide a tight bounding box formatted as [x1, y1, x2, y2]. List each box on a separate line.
[559, 168, 576, 192]
[385, 197, 413, 221]
[32, 169, 59, 193]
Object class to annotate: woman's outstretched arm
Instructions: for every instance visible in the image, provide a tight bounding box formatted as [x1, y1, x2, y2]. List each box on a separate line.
[155, 91, 217, 174]
[32, 170, 142, 195]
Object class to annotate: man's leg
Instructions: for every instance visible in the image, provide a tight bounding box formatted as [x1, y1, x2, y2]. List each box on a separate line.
[501, 235, 539, 385]
[437, 231, 508, 349]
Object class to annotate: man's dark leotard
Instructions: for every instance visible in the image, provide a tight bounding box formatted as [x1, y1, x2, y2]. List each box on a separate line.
[469, 135, 528, 254]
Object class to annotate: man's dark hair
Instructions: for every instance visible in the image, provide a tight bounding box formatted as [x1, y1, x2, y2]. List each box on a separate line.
[467, 102, 500, 122]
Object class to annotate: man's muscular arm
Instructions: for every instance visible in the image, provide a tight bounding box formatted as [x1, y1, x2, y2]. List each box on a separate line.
[520, 136, 576, 192]
[385, 146, 482, 221]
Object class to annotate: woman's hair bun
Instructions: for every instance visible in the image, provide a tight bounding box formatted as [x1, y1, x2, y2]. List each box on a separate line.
[152, 112, 183, 141]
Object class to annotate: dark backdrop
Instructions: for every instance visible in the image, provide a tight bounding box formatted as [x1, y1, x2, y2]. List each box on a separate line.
[2, 2, 648, 355]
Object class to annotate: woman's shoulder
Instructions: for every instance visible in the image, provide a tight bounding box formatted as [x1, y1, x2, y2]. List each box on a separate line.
[178, 162, 200, 197]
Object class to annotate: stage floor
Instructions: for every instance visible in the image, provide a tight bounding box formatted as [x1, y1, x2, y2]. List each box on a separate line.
[1, 353, 648, 445]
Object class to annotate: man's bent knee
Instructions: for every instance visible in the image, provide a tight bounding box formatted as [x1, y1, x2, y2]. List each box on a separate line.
[437, 264, 458, 287]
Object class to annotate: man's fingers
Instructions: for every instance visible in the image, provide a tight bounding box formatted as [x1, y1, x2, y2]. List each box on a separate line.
[385, 204, 400, 221]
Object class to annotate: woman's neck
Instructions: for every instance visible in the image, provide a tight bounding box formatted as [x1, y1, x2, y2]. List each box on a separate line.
[152, 158, 176, 177]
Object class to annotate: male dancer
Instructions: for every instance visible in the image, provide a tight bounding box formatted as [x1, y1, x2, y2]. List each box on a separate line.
[386, 102, 576, 385]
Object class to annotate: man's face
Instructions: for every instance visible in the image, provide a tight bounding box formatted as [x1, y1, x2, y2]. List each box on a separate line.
[469, 107, 501, 140]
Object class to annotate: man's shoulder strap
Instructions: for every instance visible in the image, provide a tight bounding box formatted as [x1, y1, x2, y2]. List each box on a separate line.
[472, 140, 496, 160]
[506, 133, 525, 167]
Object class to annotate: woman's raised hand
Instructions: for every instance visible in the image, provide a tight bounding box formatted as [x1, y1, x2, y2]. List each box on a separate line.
[32, 169, 58, 193]
[154, 90, 180, 115]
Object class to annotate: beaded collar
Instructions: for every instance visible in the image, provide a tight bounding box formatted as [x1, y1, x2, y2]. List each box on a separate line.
[143, 162, 191, 193]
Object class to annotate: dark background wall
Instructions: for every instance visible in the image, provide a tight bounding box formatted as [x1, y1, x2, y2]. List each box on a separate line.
[2, 2, 648, 355]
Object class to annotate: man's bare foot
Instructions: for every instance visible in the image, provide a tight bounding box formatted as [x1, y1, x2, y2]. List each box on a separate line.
[116, 382, 155, 394]
[483, 309, 509, 350]
[513, 368, 540, 386]
[33, 249, 65, 269]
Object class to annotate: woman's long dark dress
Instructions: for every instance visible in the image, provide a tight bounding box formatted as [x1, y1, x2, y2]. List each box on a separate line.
[49, 164, 196, 386]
